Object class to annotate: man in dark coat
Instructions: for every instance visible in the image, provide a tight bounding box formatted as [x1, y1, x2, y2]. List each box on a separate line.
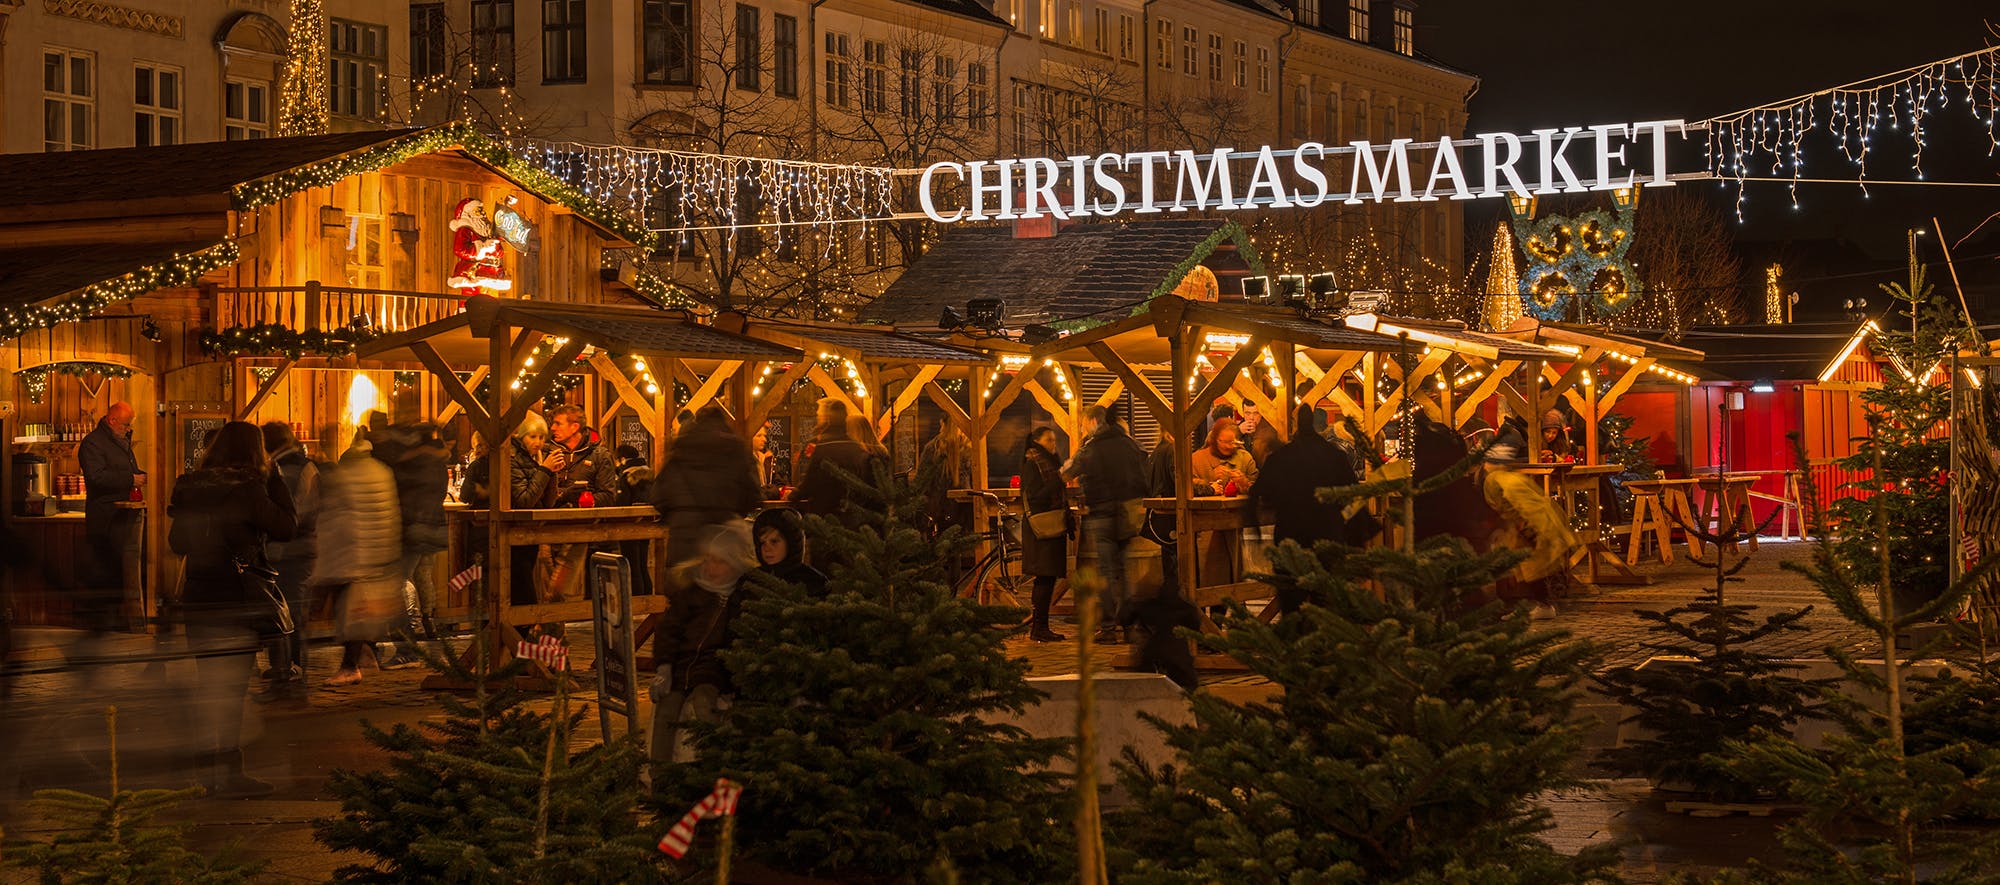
[1246, 402, 1365, 613]
[78, 402, 144, 636]
[547, 404, 620, 506]
[1411, 408, 1490, 545]
[1063, 405, 1149, 643]
[653, 406, 761, 580]
[785, 398, 875, 527]
[379, 422, 451, 665]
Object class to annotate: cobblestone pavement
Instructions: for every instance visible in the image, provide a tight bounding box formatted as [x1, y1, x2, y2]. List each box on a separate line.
[0, 539, 1868, 881]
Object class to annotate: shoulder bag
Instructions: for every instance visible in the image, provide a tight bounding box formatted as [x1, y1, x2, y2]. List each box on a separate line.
[1028, 507, 1071, 540]
[234, 556, 293, 638]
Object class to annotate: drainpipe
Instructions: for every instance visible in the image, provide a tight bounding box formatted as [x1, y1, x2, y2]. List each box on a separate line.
[1275, 11, 1299, 142]
[1141, 0, 1162, 138]
[808, 0, 832, 158]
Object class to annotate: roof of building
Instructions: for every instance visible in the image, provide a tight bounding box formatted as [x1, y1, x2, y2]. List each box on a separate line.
[751, 322, 993, 364]
[908, 0, 1010, 27]
[0, 240, 227, 311]
[1674, 321, 1871, 382]
[0, 130, 410, 210]
[861, 219, 1252, 328]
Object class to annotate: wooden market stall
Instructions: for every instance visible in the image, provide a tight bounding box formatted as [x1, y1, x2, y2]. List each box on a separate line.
[356, 296, 799, 682]
[0, 125, 674, 637]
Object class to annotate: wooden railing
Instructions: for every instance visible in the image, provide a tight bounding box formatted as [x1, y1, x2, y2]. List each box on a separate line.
[213, 281, 463, 335]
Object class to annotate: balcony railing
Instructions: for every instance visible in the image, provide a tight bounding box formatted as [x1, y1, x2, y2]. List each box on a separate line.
[213, 281, 463, 336]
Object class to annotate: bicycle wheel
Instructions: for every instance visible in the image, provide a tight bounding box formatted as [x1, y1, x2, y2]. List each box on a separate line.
[969, 549, 1033, 609]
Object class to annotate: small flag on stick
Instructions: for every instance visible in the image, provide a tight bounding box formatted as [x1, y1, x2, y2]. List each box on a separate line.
[448, 564, 483, 593]
[515, 634, 568, 671]
[658, 778, 742, 859]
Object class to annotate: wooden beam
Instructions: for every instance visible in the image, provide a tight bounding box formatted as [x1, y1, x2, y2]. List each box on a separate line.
[681, 359, 743, 416]
[1373, 349, 1450, 428]
[805, 363, 863, 418]
[743, 359, 814, 432]
[1025, 378, 1075, 438]
[585, 351, 659, 428]
[234, 359, 295, 420]
[1085, 342, 1171, 430]
[1541, 347, 1603, 401]
[499, 336, 589, 434]
[1181, 337, 1267, 435]
[1296, 351, 1362, 410]
[436, 366, 488, 424]
[1594, 357, 1654, 414]
[972, 363, 1039, 437]
[925, 378, 973, 429]
[1454, 360, 1518, 427]
[414, 342, 495, 439]
[877, 363, 942, 437]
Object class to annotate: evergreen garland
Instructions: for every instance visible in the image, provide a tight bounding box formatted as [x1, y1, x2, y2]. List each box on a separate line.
[657, 460, 1073, 883]
[200, 323, 381, 359]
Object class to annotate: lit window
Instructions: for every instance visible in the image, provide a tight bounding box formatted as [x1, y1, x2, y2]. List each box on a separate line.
[1232, 41, 1246, 88]
[1255, 46, 1270, 93]
[344, 215, 387, 289]
[1393, 5, 1414, 54]
[1347, 0, 1369, 41]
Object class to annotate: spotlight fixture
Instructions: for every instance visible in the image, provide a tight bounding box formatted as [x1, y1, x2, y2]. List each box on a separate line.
[139, 318, 162, 342]
[938, 305, 966, 331]
[1241, 276, 1271, 303]
[966, 298, 1005, 329]
[1276, 275, 1307, 307]
[1307, 272, 1348, 311]
[1021, 324, 1062, 345]
[1751, 379, 1775, 393]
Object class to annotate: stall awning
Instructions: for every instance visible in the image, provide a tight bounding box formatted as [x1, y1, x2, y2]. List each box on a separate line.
[735, 319, 993, 366]
[357, 298, 799, 367]
[1343, 314, 1569, 362]
[0, 239, 233, 311]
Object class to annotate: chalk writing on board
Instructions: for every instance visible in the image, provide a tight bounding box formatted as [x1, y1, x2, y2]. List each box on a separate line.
[181, 417, 227, 474]
[615, 414, 651, 458]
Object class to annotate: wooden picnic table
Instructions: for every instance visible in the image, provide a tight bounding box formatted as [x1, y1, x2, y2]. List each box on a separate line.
[1517, 463, 1645, 587]
[1143, 496, 1273, 614]
[1622, 477, 1702, 564]
[1693, 473, 1761, 553]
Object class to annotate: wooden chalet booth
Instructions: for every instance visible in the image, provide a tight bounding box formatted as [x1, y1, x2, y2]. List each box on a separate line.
[0, 126, 671, 639]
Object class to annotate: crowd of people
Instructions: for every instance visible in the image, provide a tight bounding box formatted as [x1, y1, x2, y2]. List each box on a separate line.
[52, 388, 1585, 795]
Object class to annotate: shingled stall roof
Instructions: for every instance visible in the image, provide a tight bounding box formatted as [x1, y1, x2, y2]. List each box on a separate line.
[861, 219, 1255, 327]
[1673, 322, 1862, 382]
[0, 129, 408, 212]
[729, 318, 992, 366]
[1032, 295, 1409, 367]
[0, 240, 234, 312]
[359, 298, 798, 368]
[1343, 314, 1567, 362]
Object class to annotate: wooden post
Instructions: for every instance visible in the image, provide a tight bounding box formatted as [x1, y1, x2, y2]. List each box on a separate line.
[1276, 341, 1296, 439]
[487, 315, 513, 674]
[303, 279, 322, 332]
[1171, 332, 1197, 602]
[1583, 364, 1601, 465]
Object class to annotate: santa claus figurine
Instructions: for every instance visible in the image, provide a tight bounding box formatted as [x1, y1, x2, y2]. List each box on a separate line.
[447, 197, 513, 295]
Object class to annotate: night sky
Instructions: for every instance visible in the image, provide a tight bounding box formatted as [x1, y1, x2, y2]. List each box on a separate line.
[1422, 0, 2000, 282]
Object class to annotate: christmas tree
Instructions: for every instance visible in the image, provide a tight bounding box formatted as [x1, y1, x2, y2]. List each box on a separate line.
[1596, 411, 1655, 523]
[1108, 537, 1617, 883]
[313, 641, 662, 882]
[3, 707, 263, 883]
[656, 461, 1073, 882]
[1593, 483, 1828, 804]
[1712, 440, 2000, 882]
[1825, 264, 1973, 616]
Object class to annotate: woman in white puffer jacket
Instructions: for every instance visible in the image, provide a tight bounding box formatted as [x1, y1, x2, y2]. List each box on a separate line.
[312, 435, 404, 685]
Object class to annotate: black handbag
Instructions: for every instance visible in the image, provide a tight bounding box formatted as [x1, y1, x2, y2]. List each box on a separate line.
[234, 556, 293, 637]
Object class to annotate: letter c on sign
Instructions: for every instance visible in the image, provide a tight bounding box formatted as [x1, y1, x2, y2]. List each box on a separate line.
[919, 162, 967, 223]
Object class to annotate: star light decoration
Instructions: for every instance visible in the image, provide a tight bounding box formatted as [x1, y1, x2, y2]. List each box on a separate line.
[1510, 190, 1641, 322]
[507, 140, 898, 259]
[0, 241, 239, 344]
[1700, 44, 2000, 216]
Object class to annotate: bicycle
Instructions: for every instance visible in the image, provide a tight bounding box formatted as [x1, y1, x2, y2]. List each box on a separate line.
[952, 490, 1035, 609]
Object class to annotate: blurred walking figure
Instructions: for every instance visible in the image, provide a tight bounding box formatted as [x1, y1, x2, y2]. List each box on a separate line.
[1247, 402, 1366, 614]
[314, 436, 405, 686]
[257, 422, 319, 701]
[1063, 405, 1149, 644]
[786, 399, 874, 526]
[1020, 427, 1070, 642]
[378, 422, 449, 666]
[651, 406, 760, 590]
[649, 523, 757, 767]
[1479, 442, 1578, 616]
[847, 414, 891, 475]
[167, 421, 295, 797]
[917, 425, 976, 538]
[77, 402, 145, 670]
[613, 444, 657, 597]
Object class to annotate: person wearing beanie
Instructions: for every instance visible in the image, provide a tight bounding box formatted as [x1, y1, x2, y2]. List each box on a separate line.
[751, 508, 826, 597]
[649, 522, 758, 767]
[1539, 409, 1575, 462]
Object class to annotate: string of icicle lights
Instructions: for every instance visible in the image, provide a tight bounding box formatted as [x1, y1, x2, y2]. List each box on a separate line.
[507, 140, 898, 258]
[1697, 44, 2000, 217]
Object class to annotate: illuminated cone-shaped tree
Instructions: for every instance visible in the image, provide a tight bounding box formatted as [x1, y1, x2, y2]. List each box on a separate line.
[658, 461, 1072, 883]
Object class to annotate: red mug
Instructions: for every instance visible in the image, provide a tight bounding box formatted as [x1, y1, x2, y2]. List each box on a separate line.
[1010, 475, 1021, 489]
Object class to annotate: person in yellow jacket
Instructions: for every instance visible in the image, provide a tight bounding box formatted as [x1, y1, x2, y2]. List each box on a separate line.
[1479, 441, 1578, 615]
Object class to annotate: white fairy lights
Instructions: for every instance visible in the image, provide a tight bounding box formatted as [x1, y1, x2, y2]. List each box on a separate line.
[1698, 45, 2000, 217]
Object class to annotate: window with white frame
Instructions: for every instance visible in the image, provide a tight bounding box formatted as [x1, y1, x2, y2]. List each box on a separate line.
[1347, 0, 1369, 41]
[823, 33, 851, 107]
[42, 48, 93, 151]
[1394, 5, 1414, 53]
[967, 62, 989, 131]
[1012, 79, 1032, 152]
[1255, 46, 1270, 93]
[1118, 14, 1136, 61]
[1155, 19, 1173, 70]
[330, 19, 386, 118]
[225, 77, 271, 140]
[133, 63, 180, 146]
[1206, 34, 1221, 81]
[1180, 27, 1196, 77]
[861, 40, 887, 112]
[1231, 40, 1246, 88]
[344, 214, 387, 289]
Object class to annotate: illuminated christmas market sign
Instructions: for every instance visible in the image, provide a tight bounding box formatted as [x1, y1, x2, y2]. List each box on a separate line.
[916, 119, 1685, 223]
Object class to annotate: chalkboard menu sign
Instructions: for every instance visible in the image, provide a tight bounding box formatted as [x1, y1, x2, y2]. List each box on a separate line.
[179, 416, 228, 474]
[614, 414, 650, 460]
[762, 416, 790, 489]
[589, 552, 639, 737]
